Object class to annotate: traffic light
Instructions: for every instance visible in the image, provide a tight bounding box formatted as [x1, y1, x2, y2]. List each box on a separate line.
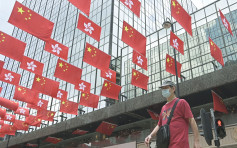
[197, 108, 213, 146]
[215, 119, 226, 139]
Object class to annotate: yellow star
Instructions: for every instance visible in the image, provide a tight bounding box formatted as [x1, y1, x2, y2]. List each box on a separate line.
[211, 41, 214, 46]
[38, 119, 41, 121]
[124, 26, 129, 32]
[82, 93, 85, 97]
[167, 58, 170, 63]
[172, 1, 176, 7]
[51, 113, 54, 116]
[36, 77, 41, 82]
[133, 72, 137, 76]
[105, 83, 108, 87]
[62, 101, 65, 104]
[18, 87, 22, 91]
[59, 62, 63, 68]
[87, 47, 92, 53]
[17, 7, 25, 14]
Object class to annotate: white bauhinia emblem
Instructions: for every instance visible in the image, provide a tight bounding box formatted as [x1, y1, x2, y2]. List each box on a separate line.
[124, 0, 134, 9]
[173, 39, 179, 49]
[6, 115, 12, 120]
[27, 61, 37, 71]
[37, 100, 44, 107]
[105, 71, 112, 79]
[57, 91, 63, 99]
[19, 109, 26, 114]
[79, 82, 86, 91]
[52, 44, 62, 55]
[84, 23, 94, 35]
[137, 56, 143, 65]
[4, 73, 14, 82]
[223, 18, 228, 29]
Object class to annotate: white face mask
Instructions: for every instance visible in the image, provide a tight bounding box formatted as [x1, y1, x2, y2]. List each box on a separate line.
[162, 89, 171, 98]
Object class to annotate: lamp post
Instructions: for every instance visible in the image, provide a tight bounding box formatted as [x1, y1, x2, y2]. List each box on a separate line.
[162, 18, 180, 98]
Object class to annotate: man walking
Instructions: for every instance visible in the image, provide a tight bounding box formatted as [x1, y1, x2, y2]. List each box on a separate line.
[145, 81, 201, 148]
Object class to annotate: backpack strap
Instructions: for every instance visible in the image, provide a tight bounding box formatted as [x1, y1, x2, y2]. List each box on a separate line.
[167, 99, 180, 125]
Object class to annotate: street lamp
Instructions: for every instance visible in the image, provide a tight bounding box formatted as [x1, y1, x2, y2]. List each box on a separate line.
[162, 18, 180, 98]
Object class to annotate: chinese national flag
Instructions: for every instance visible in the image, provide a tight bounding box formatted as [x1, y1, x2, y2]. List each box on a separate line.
[131, 69, 149, 90]
[122, 21, 146, 56]
[3, 114, 16, 123]
[60, 100, 79, 115]
[170, 31, 184, 55]
[0, 97, 19, 111]
[96, 121, 117, 136]
[77, 13, 101, 42]
[27, 99, 48, 111]
[171, 0, 192, 36]
[79, 92, 99, 108]
[83, 43, 111, 71]
[120, 0, 141, 17]
[20, 56, 44, 75]
[68, 0, 91, 16]
[101, 69, 116, 83]
[209, 38, 224, 66]
[0, 120, 4, 126]
[45, 137, 63, 144]
[54, 59, 82, 84]
[37, 110, 56, 122]
[132, 50, 147, 70]
[0, 61, 4, 74]
[72, 129, 88, 135]
[54, 89, 68, 101]
[8, 1, 54, 41]
[14, 107, 29, 117]
[25, 115, 42, 127]
[44, 39, 69, 60]
[147, 109, 159, 120]
[0, 69, 21, 85]
[74, 79, 91, 93]
[32, 75, 59, 97]
[100, 80, 122, 100]
[219, 10, 233, 36]
[212, 90, 228, 114]
[0, 31, 26, 62]
[13, 120, 29, 131]
[166, 54, 182, 78]
[0, 108, 6, 118]
[0, 124, 16, 136]
[14, 85, 39, 104]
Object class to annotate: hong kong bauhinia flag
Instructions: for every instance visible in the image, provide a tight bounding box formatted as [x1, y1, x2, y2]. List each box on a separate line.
[44, 39, 69, 61]
[54, 59, 82, 84]
[171, 0, 192, 36]
[100, 80, 122, 100]
[219, 9, 233, 36]
[15, 107, 30, 117]
[209, 38, 224, 66]
[68, 0, 91, 16]
[20, 56, 44, 75]
[0, 31, 26, 62]
[131, 69, 149, 90]
[120, 0, 141, 17]
[77, 13, 101, 42]
[101, 69, 116, 83]
[27, 99, 48, 110]
[122, 21, 146, 56]
[212, 90, 228, 114]
[3, 114, 16, 123]
[132, 50, 147, 70]
[14, 85, 39, 104]
[166, 54, 182, 78]
[8, 1, 54, 41]
[79, 92, 99, 108]
[74, 79, 91, 93]
[0, 69, 21, 85]
[54, 89, 68, 101]
[83, 43, 111, 71]
[170, 31, 184, 55]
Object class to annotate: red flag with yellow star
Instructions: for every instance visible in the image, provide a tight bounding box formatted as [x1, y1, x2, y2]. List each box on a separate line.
[72, 129, 88, 135]
[3, 114, 16, 123]
[0, 31, 26, 62]
[68, 0, 91, 16]
[45, 137, 63, 144]
[209, 38, 224, 66]
[219, 9, 233, 36]
[32, 74, 59, 97]
[131, 69, 149, 90]
[13, 85, 39, 105]
[165, 54, 182, 78]
[171, 0, 192, 36]
[27, 99, 48, 111]
[170, 31, 184, 55]
[60, 100, 79, 115]
[77, 13, 101, 42]
[14, 107, 29, 117]
[44, 39, 69, 60]
[121, 21, 146, 56]
[20, 56, 44, 75]
[132, 50, 147, 70]
[8, 1, 54, 41]
[0, 108, 6, 118]
[25, 115, 42, 127]
[212, 90, 228, 114]
[0, 124, 16, 136]
[13, 120, 29, 131]
[0, 69, 21, 85]
[54, 89, 68, 101]
[83, 43, 111, 71]
[147, 109, 160, 120]
[101, 69, 116, 83]
[74, 79, 91, 93]
[0, 97, 19, 111]
[96, 121, 117, 136]
[79, 92, 99, 108]
[100, 80, 122, 100]
[120, 0, 141, 17]
[37, 110, 56, 122]
[54, 59, 82, 85]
